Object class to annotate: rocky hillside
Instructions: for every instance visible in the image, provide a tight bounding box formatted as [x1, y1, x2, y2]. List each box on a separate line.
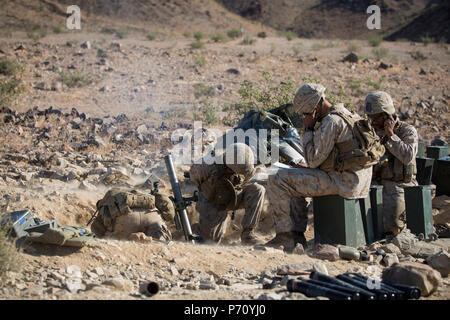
[386, 1, 450, 42]
[0, 0, 268, 36]
[218, 0, 448, 41]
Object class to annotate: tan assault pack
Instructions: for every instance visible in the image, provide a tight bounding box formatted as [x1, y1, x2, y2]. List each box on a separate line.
[320, 110, 385, 172]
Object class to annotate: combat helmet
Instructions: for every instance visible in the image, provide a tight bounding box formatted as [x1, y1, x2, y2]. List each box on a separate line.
[223, 143, 256, 178]
[293, 83, 326, 114]
[364, 91, 395, 115]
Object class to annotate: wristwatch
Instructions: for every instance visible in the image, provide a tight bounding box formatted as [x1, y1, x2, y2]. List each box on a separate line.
[304, 126, 314, 132]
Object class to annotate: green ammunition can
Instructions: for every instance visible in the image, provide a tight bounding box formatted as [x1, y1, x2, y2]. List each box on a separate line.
[403, 185, 434, 239]
[415, 157, 434, 185]
[433, 158, 450, 196]
[417, 142, 426, 158]
[369, 185, 384, 241]
[359, 197, 375, 245]
[426, 146, 449, 160]
[313, 195, 367, 248]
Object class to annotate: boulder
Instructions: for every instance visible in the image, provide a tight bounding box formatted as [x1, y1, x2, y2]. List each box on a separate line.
[311, 244, 340, 261]
[403, 241, 444, 259]
[381, 243, 402, 255]
[391, 228, 418, 251]
[426, 251, 450, 277]
[343, 52, 358, 63]
[432, 196, 450, 225]
[382, 262, 442, 297]
[276, 263, 313, 276]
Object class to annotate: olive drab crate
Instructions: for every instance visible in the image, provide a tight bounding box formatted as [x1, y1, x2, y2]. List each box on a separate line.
[313, 195, 367, 248]
[404, 185, 434, 239]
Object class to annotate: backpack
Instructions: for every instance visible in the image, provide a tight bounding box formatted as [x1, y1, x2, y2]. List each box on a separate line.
[321, 109, 385, 172]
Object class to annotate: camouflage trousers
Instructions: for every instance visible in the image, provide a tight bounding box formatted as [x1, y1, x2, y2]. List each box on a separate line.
[267, 167, 341, 234]
[196, 182, 265, 243]
[380, 179, 418, 235]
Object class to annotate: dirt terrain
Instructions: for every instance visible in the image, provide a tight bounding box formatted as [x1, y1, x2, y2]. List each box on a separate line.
[0, 1, 449, 301]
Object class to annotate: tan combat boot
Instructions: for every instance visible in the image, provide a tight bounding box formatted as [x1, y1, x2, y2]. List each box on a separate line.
[241, 229, 265, 245]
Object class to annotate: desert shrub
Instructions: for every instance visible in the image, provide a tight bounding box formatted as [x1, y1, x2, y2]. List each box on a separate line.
[237, 71, 295, 115]
[210, 33, 227, 43]
[183, 32, 191, 38]
[292, 45, 301, 56]
[257, 32, 267, 38]
[194, 101, 218, 126]
[193, 83, 215, 99]
[194, 31, 204, 41]
[146, 32, 159, 41]
[368, 34, 383, 47]
[409, 51, 428, 61]
[114, 28, 128, 39]
[278, 30, 297, 41]
[0, 78, 24, 107]
[421, 34, 434, 46]
[0, 58, 23, 76]
[227, 29, 243, 39]
[438, 37, 448, 50]
[162, 107, 187, 120]
[190, 41, 205, 50]
[372, 47, 389, 60]
[347, 79, 364, 95]
[241, 37, 256, 45]
[346, 42, 361, 53]
[53, 26, 64, 34]
[366, 76, 386, 90]
[97, 48, 107, 58]
[193, 55, 207, 67]
[59, 70, 93, 88]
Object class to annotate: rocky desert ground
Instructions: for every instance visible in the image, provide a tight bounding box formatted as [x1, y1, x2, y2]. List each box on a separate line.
[0, 0, 449, 302]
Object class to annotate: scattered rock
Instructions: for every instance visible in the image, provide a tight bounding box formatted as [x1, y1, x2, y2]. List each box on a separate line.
[391, 228, 417, 252]
[382, 254, 400, 267]
[432, 196, 450, 225]
[381, 243, 402, 255]
[382, 262, 442, 297]
[199, 280, 218, 290]
[256, 292, 282, 300]
[343, 52, 358, 63]
[276, 263, 313, 276]
[313, 262, 328, 276]
[79, 181, 96, 191]
[102, 277, 133, 293]
[311, 244, 340, 261]
[426, 251, 450, 277]
[226, 68, 240, 75]
[81, 41, 91, 49]
[292, 243, 305, 255]
[378, 62, 392, 70]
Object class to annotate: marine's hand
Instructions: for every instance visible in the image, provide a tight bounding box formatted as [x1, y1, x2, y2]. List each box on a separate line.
[302, 114, 316, 129]
[384, 116, 395, 137]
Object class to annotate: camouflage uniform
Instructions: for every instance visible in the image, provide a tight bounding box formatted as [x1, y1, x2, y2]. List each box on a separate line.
[267, 104, 373, 235]
[366, 92, 419, 235]
[189, 144, 265, 244]
[91, 189, 173, 241]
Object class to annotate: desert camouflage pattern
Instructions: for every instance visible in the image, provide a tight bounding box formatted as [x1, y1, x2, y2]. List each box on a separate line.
[189, 163, 265, 243]
[267, 104, 373, 234]
[293, 83, 326, 115]
[373, 119, 419, 235]
[91, 189, 172, 241]
[364, 91, 396, 115]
